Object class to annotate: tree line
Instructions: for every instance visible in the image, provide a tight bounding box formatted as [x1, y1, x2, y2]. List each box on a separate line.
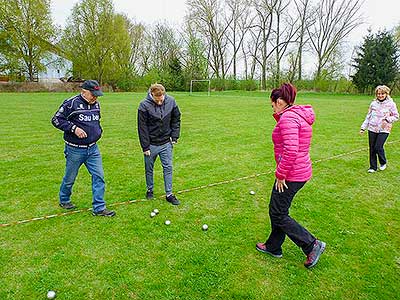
[0, 0, 399, 92]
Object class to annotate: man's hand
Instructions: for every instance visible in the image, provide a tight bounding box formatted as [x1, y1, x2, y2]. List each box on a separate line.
[144, 150, 151, 156]
[74, 127, 87, 138]
[275, 178, 288, 193]
[359, 129, 365, 135]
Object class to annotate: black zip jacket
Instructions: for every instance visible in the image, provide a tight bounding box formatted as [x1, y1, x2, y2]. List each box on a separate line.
[137, 93, 181, 151]
[51, 94, 103, 145]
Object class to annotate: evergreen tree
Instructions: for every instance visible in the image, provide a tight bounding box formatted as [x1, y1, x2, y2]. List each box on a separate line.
[352, 31, 399, 93]
[166, 56, 185, 91]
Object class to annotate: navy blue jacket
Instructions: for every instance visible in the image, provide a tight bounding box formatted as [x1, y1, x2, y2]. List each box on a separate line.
[51, 94, 103, 145]
[138, 93, 181, 151]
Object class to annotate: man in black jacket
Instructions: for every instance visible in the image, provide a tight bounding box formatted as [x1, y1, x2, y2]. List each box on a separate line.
[51, 80, 115, 217]
[138, 84, 181, 205]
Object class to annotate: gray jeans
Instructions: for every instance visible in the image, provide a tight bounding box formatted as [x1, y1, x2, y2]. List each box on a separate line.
[144, 142, 173, 195]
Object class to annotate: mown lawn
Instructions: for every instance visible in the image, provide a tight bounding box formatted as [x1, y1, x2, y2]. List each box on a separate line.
[0, 91, 399, 299]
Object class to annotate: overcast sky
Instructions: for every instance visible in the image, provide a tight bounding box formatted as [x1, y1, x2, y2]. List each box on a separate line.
[51, 0, 400, 75]
[51, 0, 187, 28]
[51, 0, 400, 42]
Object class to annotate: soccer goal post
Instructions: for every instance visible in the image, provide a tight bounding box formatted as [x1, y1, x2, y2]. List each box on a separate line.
[190, 79, 211, 96]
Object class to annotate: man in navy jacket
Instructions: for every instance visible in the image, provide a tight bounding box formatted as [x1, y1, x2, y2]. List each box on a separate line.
[138, 83, 181, 205]
[52, 80, 115, 217]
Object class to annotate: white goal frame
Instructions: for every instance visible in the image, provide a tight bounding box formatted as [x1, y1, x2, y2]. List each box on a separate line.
[190, 79, 211, 96]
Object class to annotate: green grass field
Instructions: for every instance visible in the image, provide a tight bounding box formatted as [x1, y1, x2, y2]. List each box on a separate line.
[0, 91, 399, 299]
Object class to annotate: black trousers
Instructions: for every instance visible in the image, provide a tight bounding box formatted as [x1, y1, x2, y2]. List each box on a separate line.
[265, 181, 315, 255]
[368, 130, 389, 170]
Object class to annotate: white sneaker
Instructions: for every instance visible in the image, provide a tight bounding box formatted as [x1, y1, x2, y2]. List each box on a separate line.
[379, 164, 387, 171]
[367, 169, 376, 173]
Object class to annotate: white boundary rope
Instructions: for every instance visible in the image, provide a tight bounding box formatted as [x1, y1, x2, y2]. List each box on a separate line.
[1, 140, 398, 228]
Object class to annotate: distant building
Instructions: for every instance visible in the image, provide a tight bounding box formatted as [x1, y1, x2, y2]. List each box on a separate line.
[0, 40, 75, 83]
[38, 52, 72, 83]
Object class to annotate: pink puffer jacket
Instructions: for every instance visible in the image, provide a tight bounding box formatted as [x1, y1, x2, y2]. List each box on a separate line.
[272, 105, 315, 182]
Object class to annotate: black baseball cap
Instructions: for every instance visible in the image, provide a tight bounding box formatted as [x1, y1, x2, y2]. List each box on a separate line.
[80, 80, 104, 96]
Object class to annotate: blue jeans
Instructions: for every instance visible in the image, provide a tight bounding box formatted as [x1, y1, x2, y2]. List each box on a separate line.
[144, 142, 173, 195]
[59, 144, 106, 212]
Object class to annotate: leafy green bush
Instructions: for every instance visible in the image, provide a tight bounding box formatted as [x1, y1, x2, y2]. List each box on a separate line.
[210, 79, 258, 91]
[292, 78, 357, 93]
[211, 78, 227, 91]
[112, 73, 360, 94]
[238, 80, 258, 91]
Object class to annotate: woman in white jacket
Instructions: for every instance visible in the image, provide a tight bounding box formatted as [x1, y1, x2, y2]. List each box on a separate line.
[360, 85, 399, 172]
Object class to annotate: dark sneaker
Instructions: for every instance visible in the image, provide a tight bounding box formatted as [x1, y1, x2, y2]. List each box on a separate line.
[146, 189, 154, 200]
[166, 194, 180, 205]
[256, 242, 282, 258]
[304, 240, 326, 269]
[59, 202, 76, 210]
[92, 209, 116, 217]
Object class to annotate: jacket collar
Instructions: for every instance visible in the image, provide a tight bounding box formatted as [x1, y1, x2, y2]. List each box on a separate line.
[273, 105, 292, 121]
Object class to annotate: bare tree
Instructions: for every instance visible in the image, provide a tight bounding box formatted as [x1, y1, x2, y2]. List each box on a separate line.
[127, 20, 146, 75]
[225, 0, 252, 79]
[249, 0, 278, 90]
[138, 30, 153, 76]
[243, 38, 259, 80]
[181, 20, 209, 80]
[307, 0, 363, 79]
[271, 0, 300, 85]
[186, 0, 232, 79]
[131, 22, 181, 78]
[241, 23, 259, 81]
[286, 50, 299, 82]
[292, 0, 313, 81]
[149, 22, 181, 71]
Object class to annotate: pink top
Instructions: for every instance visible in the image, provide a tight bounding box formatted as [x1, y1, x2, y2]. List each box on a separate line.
[361, 97, 399, 133]
[272, 105, 315, 182]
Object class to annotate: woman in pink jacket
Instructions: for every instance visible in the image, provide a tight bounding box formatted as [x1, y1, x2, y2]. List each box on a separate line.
[256, 83, 325, 269]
